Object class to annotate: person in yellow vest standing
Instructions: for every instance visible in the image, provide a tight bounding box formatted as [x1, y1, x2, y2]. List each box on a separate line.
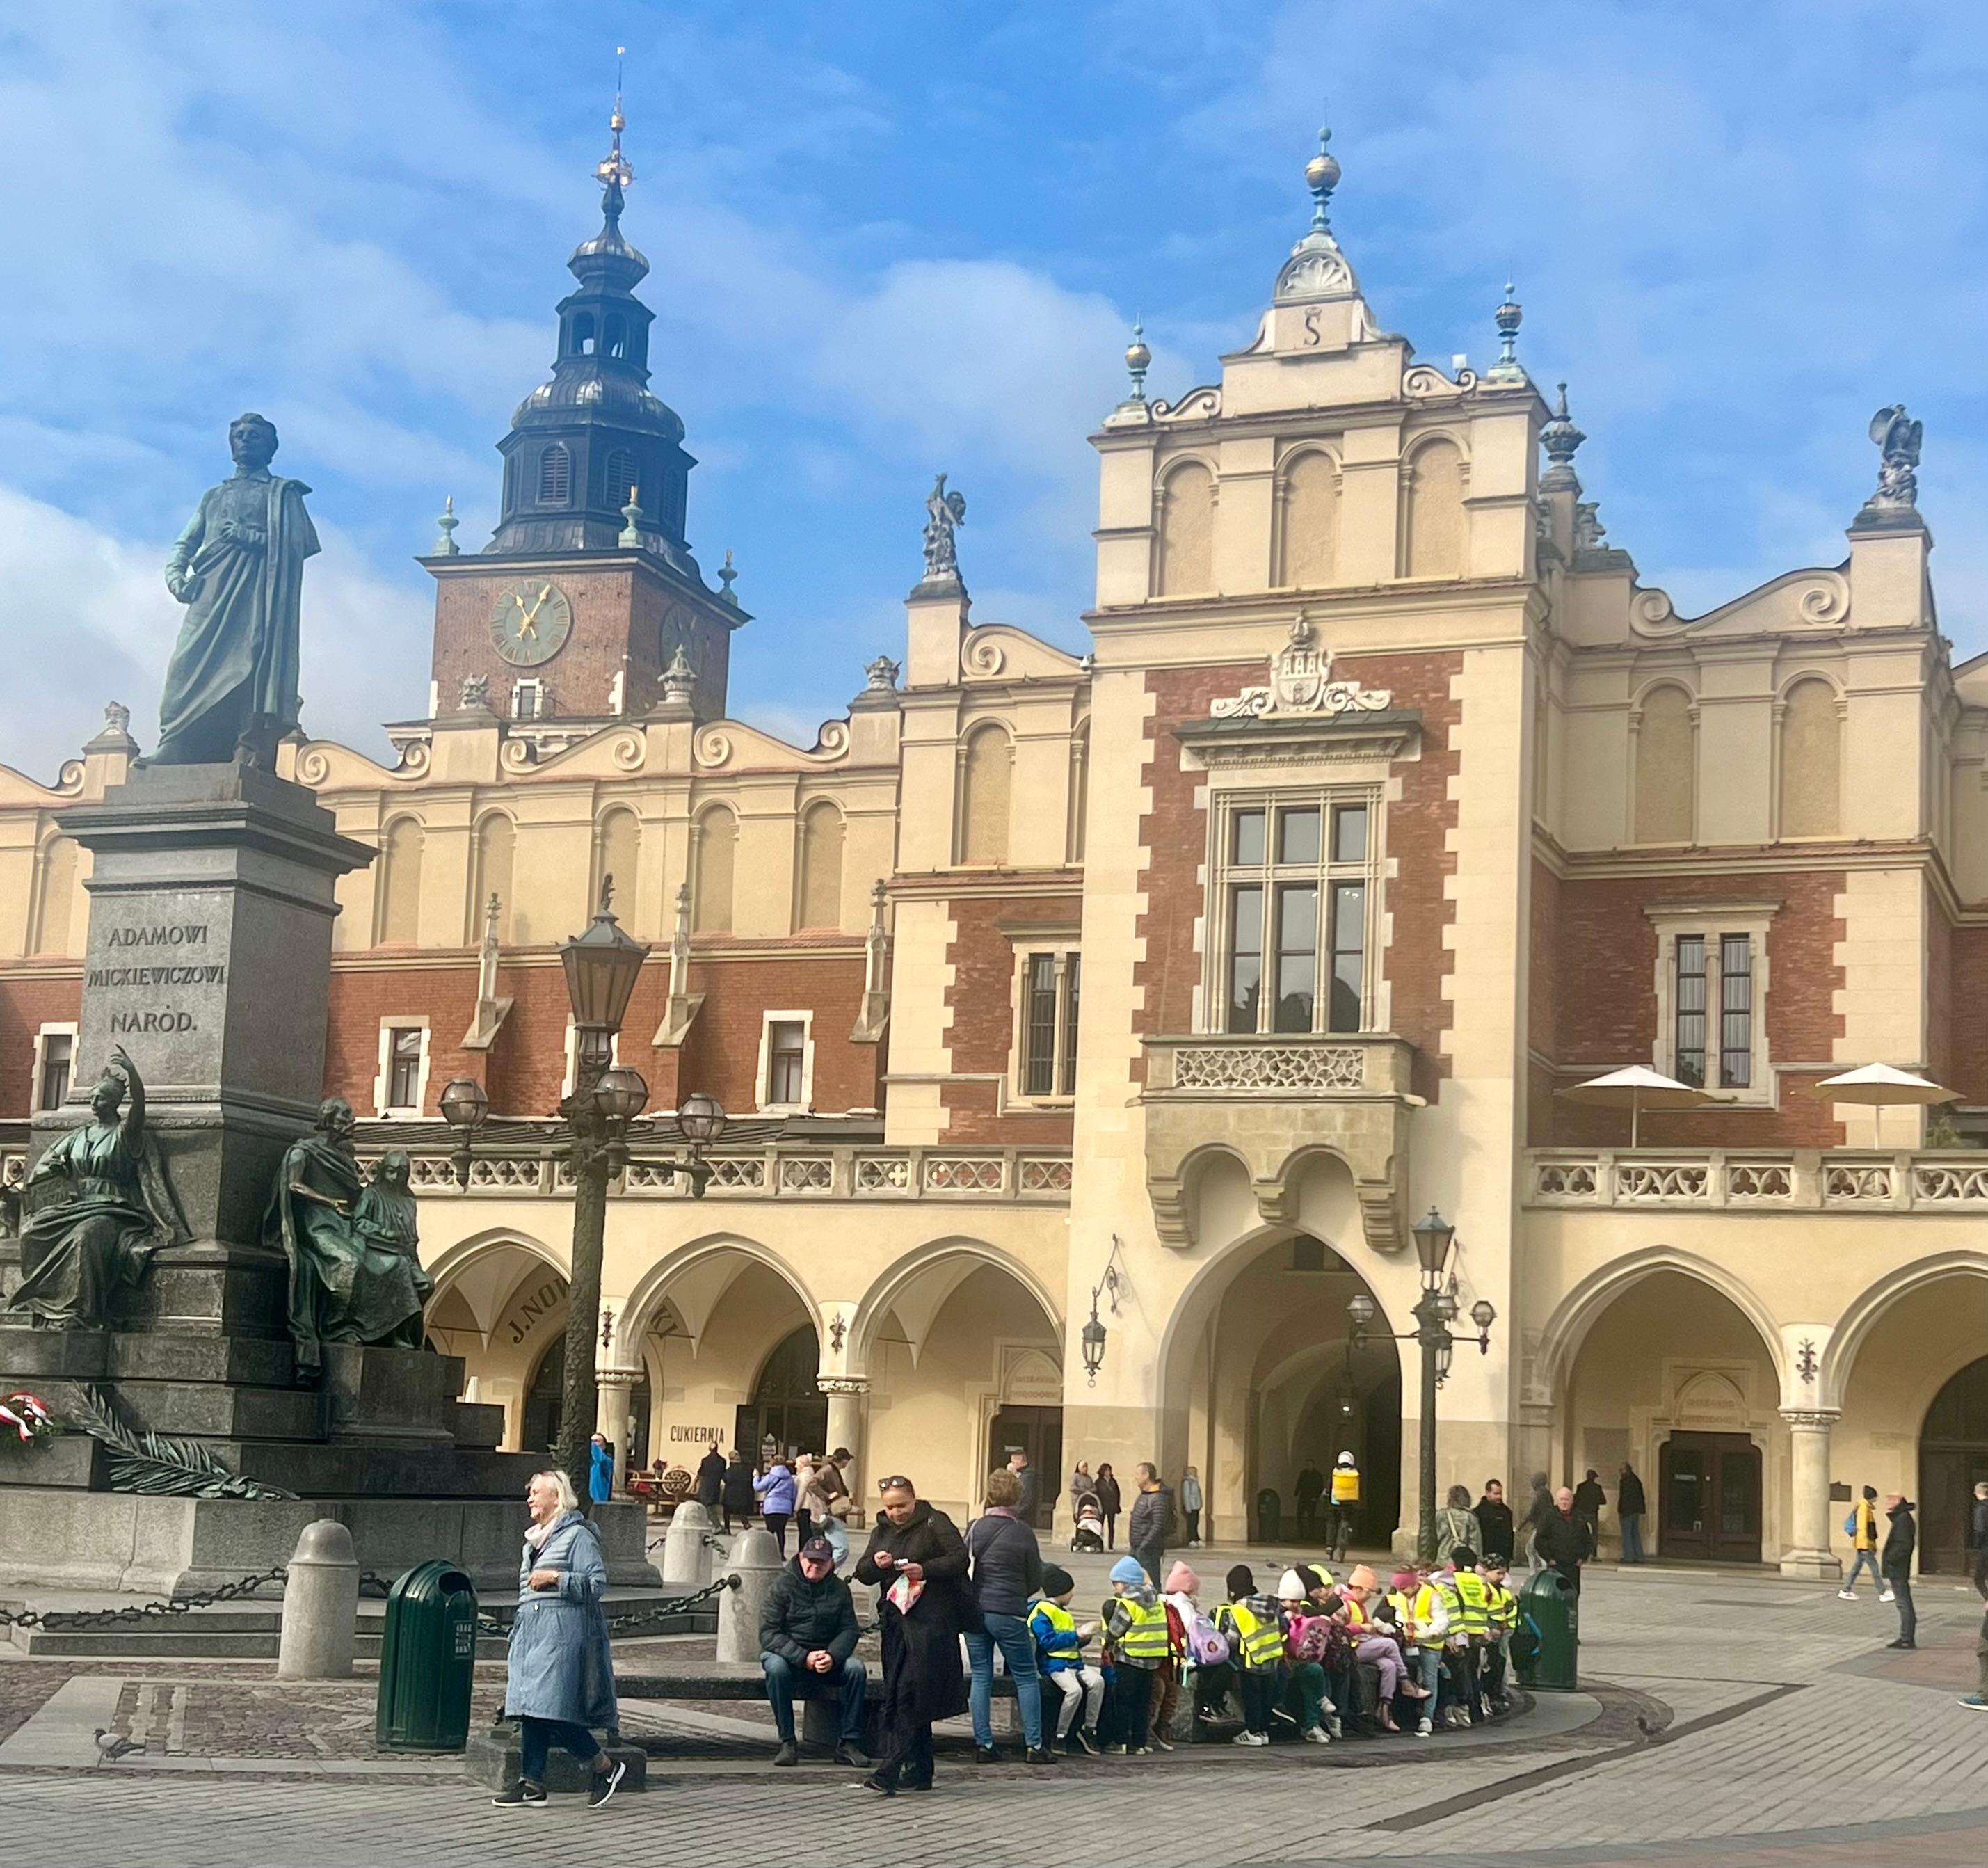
[1838, 1485, 1887, 1602]
[1329, 1452, 1361, 1563]
[1101, 1556, 1169, 1755]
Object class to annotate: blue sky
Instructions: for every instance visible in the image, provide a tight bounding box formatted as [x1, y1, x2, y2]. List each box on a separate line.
[2, 1, 1985, 779]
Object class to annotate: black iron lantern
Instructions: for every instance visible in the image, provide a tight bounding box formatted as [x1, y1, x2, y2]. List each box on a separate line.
[1080, 1311, 1107, 1385]
[676, 1090, 728, 1146]
[1411, 1206, 1456, 1281]
[559, 884, 650, 1039]
[439, 1077, 488, 1133]
[1345, 1291, 1377, 1343]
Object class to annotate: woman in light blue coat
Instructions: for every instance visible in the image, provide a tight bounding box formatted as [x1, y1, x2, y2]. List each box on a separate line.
[492, 1469, 625, 1807]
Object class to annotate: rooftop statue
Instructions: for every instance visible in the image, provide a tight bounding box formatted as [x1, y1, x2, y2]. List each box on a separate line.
[156, 413, 321, 768]
[922, 472, 967, 582]
[1863, 404, 1923, 518]
[3, 1048, 189, 1330]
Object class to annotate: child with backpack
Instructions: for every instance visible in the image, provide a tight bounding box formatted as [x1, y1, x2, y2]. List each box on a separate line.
[1480, 1556, 1516, 1713]
[1029, 1563, 1105, 1755]
[1213, 1563, 1287, 1748]
[1146, 1560, 1200, 1750]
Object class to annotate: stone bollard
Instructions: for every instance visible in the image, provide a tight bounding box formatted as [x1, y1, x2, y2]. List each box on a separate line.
[276, 1519, 359, 1680]
[659, 1500, 714, 1590]
[714, 1525, 783, 1666]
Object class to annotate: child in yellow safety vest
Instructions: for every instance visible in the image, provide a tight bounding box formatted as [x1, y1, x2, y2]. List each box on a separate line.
[1029, 1564, 1105, 1756]
[1387, 1565, 1450, 1736]
[1214, 1563, 1287, 1748]
[1102, 1556, 1169, 1755]
[1439, 1548, 1495, 1727]
[1480, 1557, 1517, 1712]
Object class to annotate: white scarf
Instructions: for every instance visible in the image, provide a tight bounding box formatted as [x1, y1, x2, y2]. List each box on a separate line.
[524, 1511, 563, 1552]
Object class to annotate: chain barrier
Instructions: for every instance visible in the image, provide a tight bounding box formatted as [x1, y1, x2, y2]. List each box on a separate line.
[0, 1565, 290, 1632]
[0, 1565, 736, 1640]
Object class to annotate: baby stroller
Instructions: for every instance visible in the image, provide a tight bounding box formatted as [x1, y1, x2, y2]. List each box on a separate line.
[1071, 1491, 1106, 1553]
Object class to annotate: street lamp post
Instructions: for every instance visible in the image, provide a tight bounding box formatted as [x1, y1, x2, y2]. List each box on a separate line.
[440, 879, 728, 1508]
[1346, 1208, 1497, 1563]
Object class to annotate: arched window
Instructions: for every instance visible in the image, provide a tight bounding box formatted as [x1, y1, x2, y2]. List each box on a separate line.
[1778, 678, 1841, 838]
[797, 801, 844, 930]
[595, 808, 641, 924]
[1402, 438, 1466, 578]
[1633, 686, 1695, 845]
[377, 817, 424, 945]
[472, 813, 515, 944]
[1156, 461, 1215, 596]
[603, 316, 627, 360]
[694, 806, 737, 934]
[958, 723, 1013, 865]
[1278, 450, 1340, 588]
[570, 312, 596, 357]
[31, 836, 77, 956]
[604, 449, 639, 513]
[537, 442, 571, 505]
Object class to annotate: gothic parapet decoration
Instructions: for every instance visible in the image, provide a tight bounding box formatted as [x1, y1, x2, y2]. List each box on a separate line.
[1212, 615, 1393, 721]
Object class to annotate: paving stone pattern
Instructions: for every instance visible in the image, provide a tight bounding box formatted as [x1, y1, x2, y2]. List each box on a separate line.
[0, 1564, 1982, 1866]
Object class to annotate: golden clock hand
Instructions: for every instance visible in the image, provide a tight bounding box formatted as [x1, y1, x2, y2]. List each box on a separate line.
[518, 584, 554, 637]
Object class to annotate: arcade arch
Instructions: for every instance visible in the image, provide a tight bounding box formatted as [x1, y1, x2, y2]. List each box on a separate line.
[423, 1232, 569, 1452]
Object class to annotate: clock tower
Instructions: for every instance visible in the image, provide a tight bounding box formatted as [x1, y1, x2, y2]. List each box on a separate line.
[423, 93, 741, 728]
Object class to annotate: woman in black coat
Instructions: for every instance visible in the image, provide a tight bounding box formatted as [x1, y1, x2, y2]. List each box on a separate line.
[696, 1445, 727, 1512]
[853, 1476, 973, 1794]
[721, 1451, 755, 1532]
[1095, 1464, 1123, 1550]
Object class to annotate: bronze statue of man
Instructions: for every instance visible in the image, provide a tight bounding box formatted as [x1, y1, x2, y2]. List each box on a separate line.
[156, 413, 319, 768]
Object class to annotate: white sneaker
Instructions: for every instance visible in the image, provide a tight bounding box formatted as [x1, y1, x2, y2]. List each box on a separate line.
[1879, 1588, 1895, 1603]
[1302, 1725, 1330, 1745]
[1232, 1730, 1269, 1748]
[1416, 1716, 1432, 1737]
[1836, 1589, 1857, 1601]
[1326, 1714, 1343, 1738]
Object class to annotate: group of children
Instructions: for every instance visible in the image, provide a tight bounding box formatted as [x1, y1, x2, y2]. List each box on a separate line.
[1023, 1547, 1521, 1755]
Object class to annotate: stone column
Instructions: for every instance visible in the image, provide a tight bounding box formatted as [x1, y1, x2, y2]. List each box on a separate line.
[1780, 1408, 1843, 1580]
[596, 1366, 640, 1494]
[819, 1375, 869, 1504]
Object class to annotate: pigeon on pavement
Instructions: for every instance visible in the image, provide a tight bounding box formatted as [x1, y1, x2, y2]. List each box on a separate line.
[92, 1728, 146, 1765]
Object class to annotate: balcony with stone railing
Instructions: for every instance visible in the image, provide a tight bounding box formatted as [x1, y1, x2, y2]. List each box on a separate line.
[1527, 1148, 1988, 1213]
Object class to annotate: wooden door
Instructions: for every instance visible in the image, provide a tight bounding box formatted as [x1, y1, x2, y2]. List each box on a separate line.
[1660, 1433, 1761, 1563]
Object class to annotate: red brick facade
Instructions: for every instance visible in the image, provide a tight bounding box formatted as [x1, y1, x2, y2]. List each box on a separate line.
[1132, 651, 1462, 1103]
[0, 971, 82, 1118]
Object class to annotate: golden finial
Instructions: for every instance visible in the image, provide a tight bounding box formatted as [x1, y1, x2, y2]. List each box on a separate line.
[596, 46, 633, 191]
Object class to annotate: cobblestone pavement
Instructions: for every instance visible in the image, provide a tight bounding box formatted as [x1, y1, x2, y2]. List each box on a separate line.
[1, 1563, 1984, 1865]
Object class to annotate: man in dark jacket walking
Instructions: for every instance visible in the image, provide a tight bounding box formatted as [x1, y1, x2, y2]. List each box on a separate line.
[1572, 1469, 1606, 1551]
[1882, 1494, 1918, 1649]
[1535, 1485, 1592, 1592]
[1127, 1462, 1176, 1587]
[696, 1443, 727, 1511]
[1474, 1478, 1516, 1565]
[1617, 1462, 1648, 1564]
[760, 1537, 870, 1767]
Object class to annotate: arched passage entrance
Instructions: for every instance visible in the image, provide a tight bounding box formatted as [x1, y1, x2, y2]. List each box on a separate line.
[856, 1243, 1064, 1527]
[742, 1325, 826, 1460]
[1921, 1356, 1988, 1575]
[1157, 1227, 1402, 1549]
[1562, 1268, 1780, 1563]
[422, 1234, 568, 1453]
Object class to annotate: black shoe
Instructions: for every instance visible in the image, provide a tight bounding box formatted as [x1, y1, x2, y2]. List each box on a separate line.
[587, 1758, 627, 1808]
[974, 1745, 1000, 1763]
[861, 1773, 897, 1797]
[1026, 1746, 1059, 1764]
[773, 1740, 801, 1768]
[834, 1741, 872, 1769]
[491, 1780, 547, 1807]
[1886, 1638, 1916, 1649]
[1068, 1727, 1100, 1756]
[903, 1776, 934, 1792]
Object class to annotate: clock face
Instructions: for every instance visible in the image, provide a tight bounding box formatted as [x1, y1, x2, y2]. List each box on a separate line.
[489, 580, 574, 666]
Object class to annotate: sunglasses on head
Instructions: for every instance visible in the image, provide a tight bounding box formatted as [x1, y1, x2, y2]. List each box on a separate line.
[878, 1476, 913, 1493]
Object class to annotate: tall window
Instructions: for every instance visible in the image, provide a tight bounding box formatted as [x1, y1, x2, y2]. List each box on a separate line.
[513, 679, 543, 721]
[1218, 795, 1374, 1036]
[1018, 950, 1081, 1099]
[959, 724, 1012, 865]
[36, 1030, 73, 1111]
[767, 1020, 806, 1106]
[377, 817, 423, 945]
[1633, 685, 1694, 844]
[798, 802, 844, 930]
[1278, 449, 1340, 588]
[538, 442, 571, 504]
[694, 807, 737, 933]
[387, 1027, 424, 1110]
[1673, 934, 1753, 1089]
[604, 448, 639, 511]
[1157, 461, 1215, 596]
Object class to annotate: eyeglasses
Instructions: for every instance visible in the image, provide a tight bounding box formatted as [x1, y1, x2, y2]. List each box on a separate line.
[877, 1476, 913, 1494]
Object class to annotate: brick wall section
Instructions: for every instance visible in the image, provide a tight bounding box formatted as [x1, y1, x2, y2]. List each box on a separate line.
[1132, 652, 1461, 1103]
[1943, 923, 1988, 1107]
[324, 945, 874, 1121]
[1546, 867, 1847, 1147]
[0, 973, 83, 1117]
[938, 890, 1078, 1147]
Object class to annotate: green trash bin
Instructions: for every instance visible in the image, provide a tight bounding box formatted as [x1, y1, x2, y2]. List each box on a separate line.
[1514, 1567, 1579, 1691]
[376, 1559, 479, 1751]
[1256, 1488, 1281, 1541]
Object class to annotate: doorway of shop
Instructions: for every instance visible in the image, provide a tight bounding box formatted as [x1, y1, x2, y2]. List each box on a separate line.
[1659, 1431, 1761, 1563]
[988, 1405, 1063, 1531]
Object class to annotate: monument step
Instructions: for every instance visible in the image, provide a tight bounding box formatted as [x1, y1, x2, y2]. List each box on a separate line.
[68, 1376, 328, 1442]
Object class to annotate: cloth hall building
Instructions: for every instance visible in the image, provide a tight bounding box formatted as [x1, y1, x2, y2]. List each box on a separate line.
[5, 129, 1987, 1579]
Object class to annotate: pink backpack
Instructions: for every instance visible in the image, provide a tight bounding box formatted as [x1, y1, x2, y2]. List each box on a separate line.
[1185, 1609, 1231, 1666]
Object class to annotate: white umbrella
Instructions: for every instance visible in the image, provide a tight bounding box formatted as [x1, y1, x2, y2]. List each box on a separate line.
[1812, 1063, 1957, 1147]
[1557, 1064, 1726, 1148]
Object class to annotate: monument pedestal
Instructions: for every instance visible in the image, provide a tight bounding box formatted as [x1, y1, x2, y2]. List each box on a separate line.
[0, 765, 659, 1593]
